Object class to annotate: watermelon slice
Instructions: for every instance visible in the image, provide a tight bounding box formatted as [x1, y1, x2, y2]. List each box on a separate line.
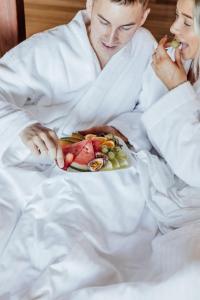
[92, 140, 102, 153]
[70, 141, 95, 171]
[61, 140, 88, 155]
[61, 140, 89, 170]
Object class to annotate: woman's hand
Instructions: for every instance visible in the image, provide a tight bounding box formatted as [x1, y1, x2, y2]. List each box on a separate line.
[152, 36, 187, 90]
[20, 123, 64, 168]
[79, 125, 129, 143]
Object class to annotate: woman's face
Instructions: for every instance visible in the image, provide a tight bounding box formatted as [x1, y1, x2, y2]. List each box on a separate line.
[170, 0, 200, 60]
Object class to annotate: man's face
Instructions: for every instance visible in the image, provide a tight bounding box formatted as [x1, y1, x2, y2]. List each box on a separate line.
[87, 0, 149, 67]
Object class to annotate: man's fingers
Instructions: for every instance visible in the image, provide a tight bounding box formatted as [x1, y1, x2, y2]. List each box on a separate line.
[48, 130, 59, 142]
[56, 144, 64, 168]
[40, 133, 57, 160]
[32, 136, 48, 154]
[27, 141, 41, 156]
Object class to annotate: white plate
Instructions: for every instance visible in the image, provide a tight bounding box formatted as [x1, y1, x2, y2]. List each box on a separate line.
[61, 136, 134, 173]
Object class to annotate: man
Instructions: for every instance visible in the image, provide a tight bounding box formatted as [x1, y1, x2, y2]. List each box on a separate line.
[0, 0, 154, 169]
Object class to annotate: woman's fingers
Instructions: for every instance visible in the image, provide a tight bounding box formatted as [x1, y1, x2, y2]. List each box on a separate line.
[158, 35, 168, 47]
[175, 48, 183, 69]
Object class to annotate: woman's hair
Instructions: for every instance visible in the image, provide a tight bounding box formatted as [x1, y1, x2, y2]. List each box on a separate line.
[191, 0, 200, 81]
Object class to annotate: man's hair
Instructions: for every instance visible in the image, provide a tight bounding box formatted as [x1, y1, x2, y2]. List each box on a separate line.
[110, 0, 149, 7]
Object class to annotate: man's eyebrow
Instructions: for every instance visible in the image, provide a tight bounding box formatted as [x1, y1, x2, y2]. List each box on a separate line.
[98, 14, 110, 23]
[97, 14, 136, 26]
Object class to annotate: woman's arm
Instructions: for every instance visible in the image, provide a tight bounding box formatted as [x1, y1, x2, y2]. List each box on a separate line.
[143, 37, 200, 187]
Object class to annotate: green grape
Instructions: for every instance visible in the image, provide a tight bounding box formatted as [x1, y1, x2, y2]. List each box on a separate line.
[102, 146, 109, 154]
[116, 150, 127, 159]
[108, 151, 115, 160]
[118, 158, 129, 168]
[114, 146, 121, 153]
[111, 158, 120, 169]
[105, 133, 114, 140]
[101, 160, 113, 171]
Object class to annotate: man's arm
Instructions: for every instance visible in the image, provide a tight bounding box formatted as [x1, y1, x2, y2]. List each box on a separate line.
[0, 40, 64, 167]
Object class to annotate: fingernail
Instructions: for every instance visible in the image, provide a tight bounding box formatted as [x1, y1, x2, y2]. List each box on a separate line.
[58, 159, 64, 168]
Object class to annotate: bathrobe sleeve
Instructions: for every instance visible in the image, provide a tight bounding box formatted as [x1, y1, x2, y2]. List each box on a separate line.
[0, 11, 97, 158]
[142, 81, 200, 187]
[0, 41, 41, 158]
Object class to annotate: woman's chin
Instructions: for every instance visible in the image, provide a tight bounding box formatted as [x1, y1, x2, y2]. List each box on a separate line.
[180, 49, 191, 61]
[181, 46, 199, 61]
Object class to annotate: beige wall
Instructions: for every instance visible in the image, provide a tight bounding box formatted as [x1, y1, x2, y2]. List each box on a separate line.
[24, 0, 85, 37]
[24, 0, 176, 40]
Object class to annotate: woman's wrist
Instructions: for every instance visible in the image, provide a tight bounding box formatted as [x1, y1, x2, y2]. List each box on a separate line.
[168, 79, 188, 90]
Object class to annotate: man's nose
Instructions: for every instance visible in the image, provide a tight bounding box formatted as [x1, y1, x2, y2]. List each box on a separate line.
[105, 28, 118, 45]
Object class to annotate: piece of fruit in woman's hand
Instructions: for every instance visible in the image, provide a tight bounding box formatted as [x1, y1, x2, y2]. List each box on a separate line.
[165, 39, 180, 49]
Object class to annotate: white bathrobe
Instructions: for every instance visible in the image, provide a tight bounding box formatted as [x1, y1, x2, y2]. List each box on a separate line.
[141, 79, 200, 232]
[0, 10, 156, 160]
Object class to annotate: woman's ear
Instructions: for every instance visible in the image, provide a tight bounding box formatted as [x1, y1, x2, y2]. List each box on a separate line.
[86, 0, 94, 19]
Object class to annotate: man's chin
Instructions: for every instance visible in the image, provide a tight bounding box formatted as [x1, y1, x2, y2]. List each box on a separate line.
[101, 41, 120, 51]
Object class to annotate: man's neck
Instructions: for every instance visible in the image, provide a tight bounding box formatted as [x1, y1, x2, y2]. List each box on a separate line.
[86, 24, 108, 69]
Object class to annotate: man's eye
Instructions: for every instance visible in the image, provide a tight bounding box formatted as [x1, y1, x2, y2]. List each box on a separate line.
[122, 27, 131, 31]
[100, 20, 108, 26]
[121, 26, 133, 31]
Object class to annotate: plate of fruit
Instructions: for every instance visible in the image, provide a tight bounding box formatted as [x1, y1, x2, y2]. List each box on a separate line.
[58, 132, 133, 172]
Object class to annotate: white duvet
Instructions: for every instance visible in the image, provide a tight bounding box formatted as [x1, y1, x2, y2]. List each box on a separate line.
[0, 145, 200, 299]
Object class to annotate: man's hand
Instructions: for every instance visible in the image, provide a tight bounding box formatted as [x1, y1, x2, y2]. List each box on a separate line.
[20, 123, 64, 168]
[152, 36, 187, 90]
[79, 125, 129, 143]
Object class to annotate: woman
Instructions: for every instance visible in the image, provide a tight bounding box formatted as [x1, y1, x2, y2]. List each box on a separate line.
[146, 0, 200, 187]
[139, 0, 200, 232]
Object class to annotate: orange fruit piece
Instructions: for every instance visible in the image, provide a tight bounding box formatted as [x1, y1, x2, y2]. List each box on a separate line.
[85, 134, 97, 140]
[59, 139, 72, 147]
[92, 136, 107, 143]
[102, 140, 115, 149]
